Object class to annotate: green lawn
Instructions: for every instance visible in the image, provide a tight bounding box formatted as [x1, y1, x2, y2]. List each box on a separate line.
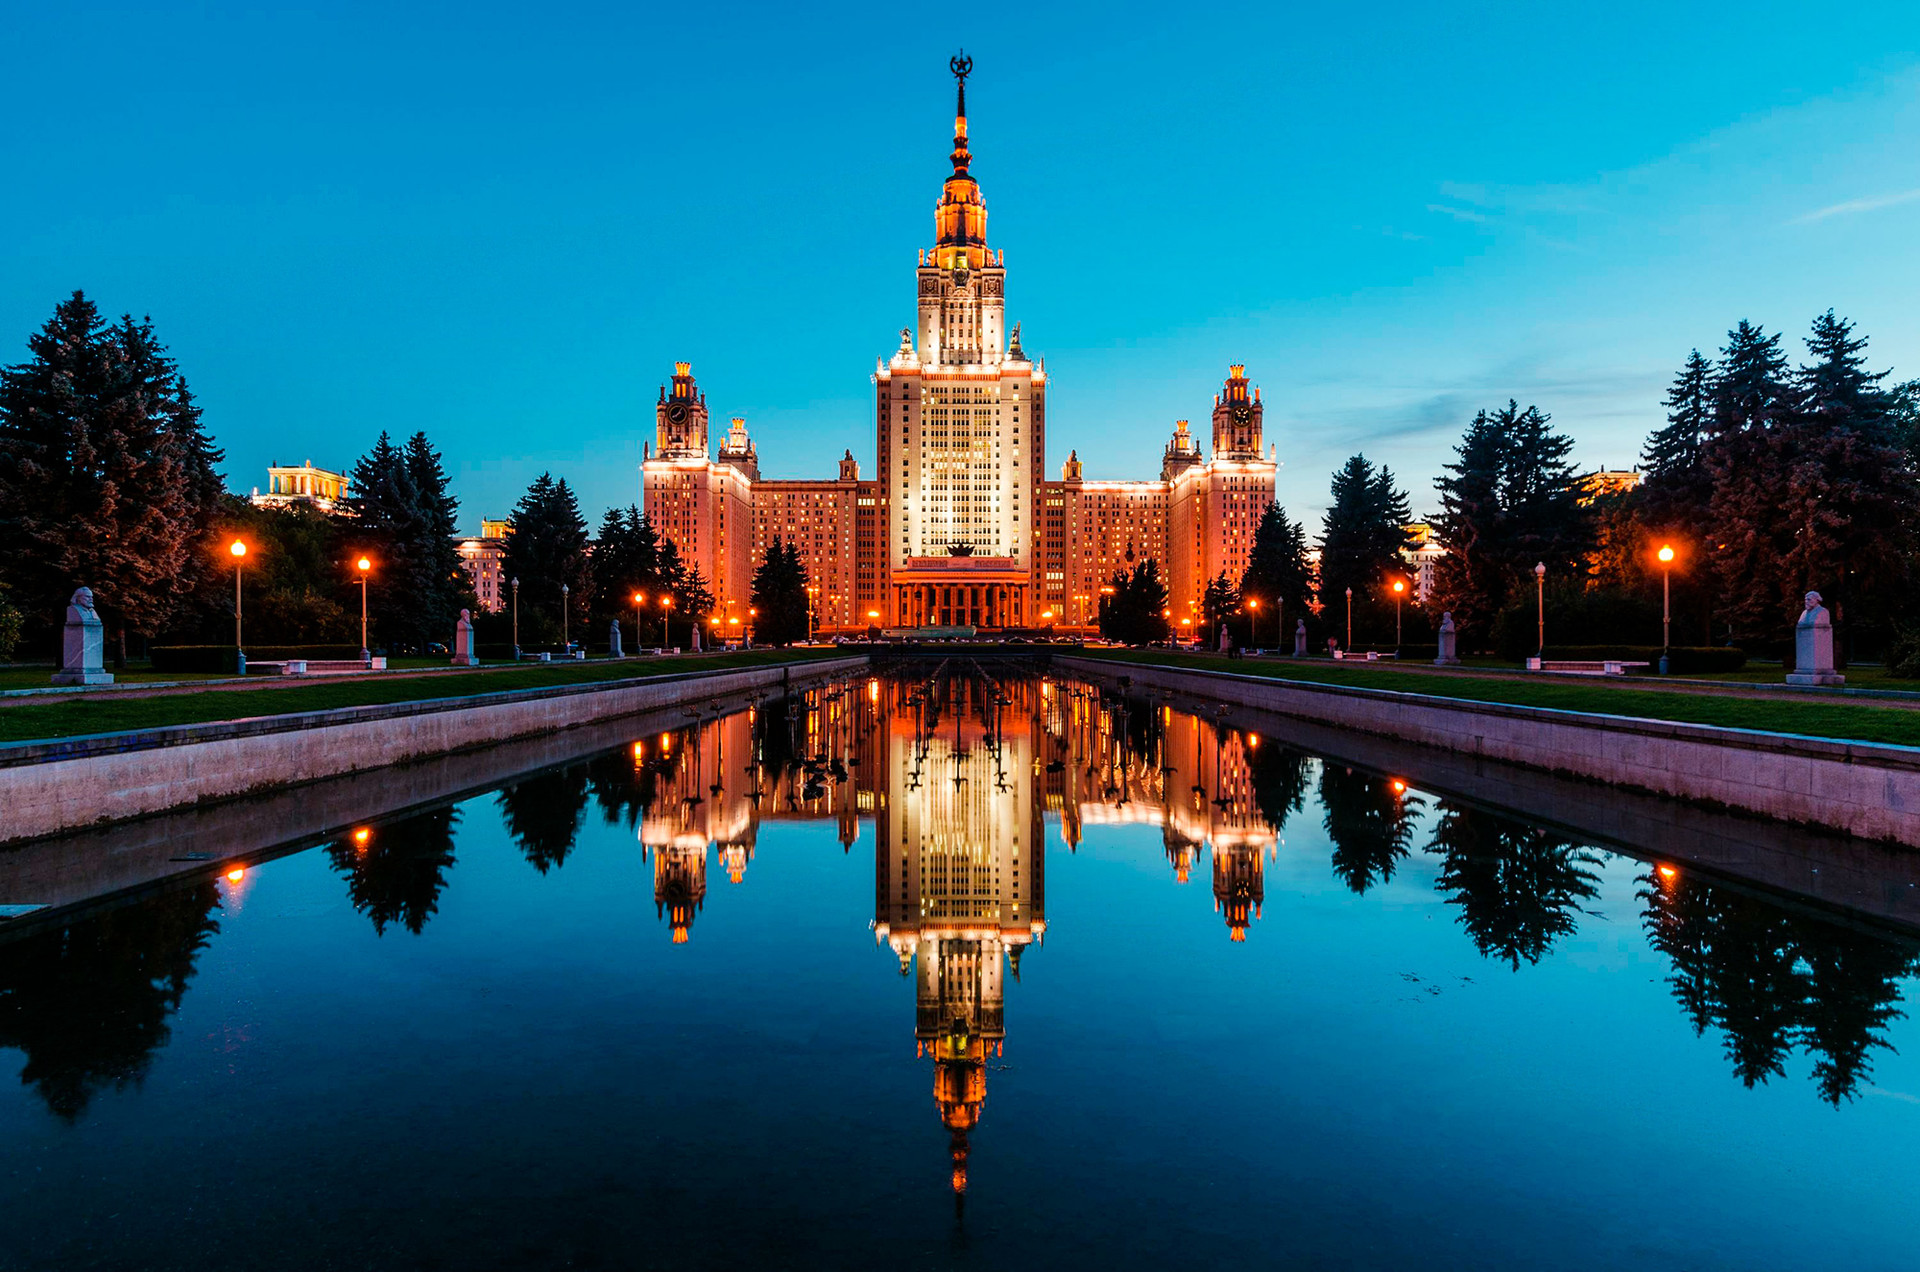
[1072, 648, 1920, 747]
[0, 650, 845, 745]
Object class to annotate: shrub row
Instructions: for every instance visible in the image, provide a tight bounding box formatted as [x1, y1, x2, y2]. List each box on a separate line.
[150, 645, 245, 674]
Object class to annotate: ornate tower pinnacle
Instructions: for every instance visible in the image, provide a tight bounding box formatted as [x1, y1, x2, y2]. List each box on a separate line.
[935, 51, 986, 259]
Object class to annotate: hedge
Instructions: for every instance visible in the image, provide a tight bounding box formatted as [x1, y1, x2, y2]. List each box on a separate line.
[150, 645, 244, 674]
[1535, 645, 1747, 673]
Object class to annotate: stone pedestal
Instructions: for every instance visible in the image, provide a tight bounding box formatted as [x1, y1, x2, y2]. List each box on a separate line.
[451, 609, 480, 667]
[1435, 612, 1461, 666]
[1293, 619, 1308, 657]
[51, 587, 113, 686]
[608, 619, 624, 658]
[1786, 591, 1844, 686]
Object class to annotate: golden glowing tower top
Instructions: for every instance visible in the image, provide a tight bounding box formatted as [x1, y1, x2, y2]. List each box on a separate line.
[933, 51, 988, 269]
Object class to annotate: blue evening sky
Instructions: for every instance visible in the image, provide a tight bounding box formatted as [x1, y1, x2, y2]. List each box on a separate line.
[4, 1, 1918, 530]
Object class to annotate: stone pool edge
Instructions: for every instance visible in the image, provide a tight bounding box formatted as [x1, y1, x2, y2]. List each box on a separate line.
[1057, 655, 1920, 845]
[0, 655, 870, 845]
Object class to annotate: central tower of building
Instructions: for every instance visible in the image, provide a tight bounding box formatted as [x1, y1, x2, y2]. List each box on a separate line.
[874, 53, 1045, 628]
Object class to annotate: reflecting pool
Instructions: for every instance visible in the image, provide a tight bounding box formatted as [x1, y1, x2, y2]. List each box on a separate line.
[2, 670, 1917, 1270]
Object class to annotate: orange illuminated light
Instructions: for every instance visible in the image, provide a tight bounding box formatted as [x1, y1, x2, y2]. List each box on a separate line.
[1658, 545, 1675, 563]
[228, 540, 247, 558]
[1390, 779, 1407, 794]
[352, 827, 371, 845]
[226, 866, 246, 882]
[1657, 863, 1679, 881]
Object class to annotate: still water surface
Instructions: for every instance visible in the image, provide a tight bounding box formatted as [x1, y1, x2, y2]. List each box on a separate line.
[2, 672, 1917, 1270]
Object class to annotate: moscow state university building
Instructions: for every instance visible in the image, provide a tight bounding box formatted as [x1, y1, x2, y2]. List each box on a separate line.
[642, 63, 1276, 634]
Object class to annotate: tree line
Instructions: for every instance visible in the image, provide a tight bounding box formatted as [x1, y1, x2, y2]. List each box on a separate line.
[0, 291, 820, 661]
[1104, 309, 1918, 660]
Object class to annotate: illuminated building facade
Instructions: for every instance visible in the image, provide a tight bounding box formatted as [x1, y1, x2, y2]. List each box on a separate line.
[641, 59, 1276, 631]
[250, 460, 350, 514]
[454, 517, 511, 613]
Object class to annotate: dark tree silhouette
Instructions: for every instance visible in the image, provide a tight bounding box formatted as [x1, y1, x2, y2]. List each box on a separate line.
[1249, 744, 1310, 833]
[326, 807, 459, 936]
[497, 766, 590, 873]
[0, 882, 221, 1120]
[1428, 803, 1602, 969]
[1318, 764, 1421, 895]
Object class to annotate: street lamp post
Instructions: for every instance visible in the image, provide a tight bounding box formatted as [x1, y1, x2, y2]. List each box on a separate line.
[1246, 597, 1258, 650]
[356, 556, 372, 662]
[561, 584, 570, 653]
[806, 586, 816, 642]
[1392, 579, 1406, 650]
[1345, 587, 1353, 653]
[1534, 562, 1547, 658]
[1658, 544, 1675, 673]
[662, 595, 675, 650]
[510, 577, 520, 659]
[633, 592, 646, 651]
[229, 540, 248, 651]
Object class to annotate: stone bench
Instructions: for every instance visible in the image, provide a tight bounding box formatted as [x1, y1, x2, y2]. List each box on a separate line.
[1332, 650, 1397, 661]
[1526, 657, 1650, 676]
[246, 657, 386, 676]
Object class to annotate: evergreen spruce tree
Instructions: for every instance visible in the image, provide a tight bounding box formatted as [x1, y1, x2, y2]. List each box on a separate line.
[676, 565, 716, 630]
[0, 293, 211, 661]
[1318, 455, 1413, 613]
[749, 538, 809, 645]
[1704, 321, 1797, 642]
[1776, 312, 1916, 646]
[1642, 350, 1714, 502]
[590, 505, 667, 636]
[1200, 572, 1239, 637]
[1431, 401, 1587, 648]
[348, 432, 427, 648]
[1097, 559, 1171, 645]
[403, 431, 471, 625]
[500, 472, 590, 646]
[1238, 503, 1312, 640]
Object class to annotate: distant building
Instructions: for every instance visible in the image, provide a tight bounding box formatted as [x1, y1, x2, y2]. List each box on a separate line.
[1578, 467, 1643, 505]
[1400, 522, 1446, 604]
[251, 461, 350, 514]
[455, 518, 511, 613]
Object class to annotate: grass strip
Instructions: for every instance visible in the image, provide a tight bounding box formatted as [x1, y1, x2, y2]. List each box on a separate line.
[1072, 649, 1920, 748]
[0, 650, 844, 745]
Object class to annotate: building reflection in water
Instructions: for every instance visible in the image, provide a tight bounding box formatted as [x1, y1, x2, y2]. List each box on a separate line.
[4, 671, 1918, 1142]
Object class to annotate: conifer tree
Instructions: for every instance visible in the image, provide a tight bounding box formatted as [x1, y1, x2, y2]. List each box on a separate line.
[500, 472, 590, 644]
[1776, 312, 1917, 641]
[1317, 455, 1413, 609]
[0, 293, 212, 660]
[1097, 559, 1171, 645]
[1643, 351, 1714, 497]
[1704, 322, 1799, 642]
[1200, 572, 1240, 636]
[1238, 503, 1313, 635]
[749, 537, 809, 645]
[590, 505, 667, 635]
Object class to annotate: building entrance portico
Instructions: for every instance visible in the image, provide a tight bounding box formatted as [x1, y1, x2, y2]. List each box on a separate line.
[895, 558, 1029, 628]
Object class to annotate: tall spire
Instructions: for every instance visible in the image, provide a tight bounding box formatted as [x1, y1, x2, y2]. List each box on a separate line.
[935, 51, 986, 259]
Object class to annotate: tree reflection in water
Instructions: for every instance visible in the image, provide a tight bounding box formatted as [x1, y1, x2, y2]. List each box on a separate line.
[1247, 742, 1310, 834]
[0, 882, 221, 1120]
[326, 808, 460, 936]
[1318, 764, 1423, 895]
[496, 766, 590, 873]
[1429, 802, 1603, 969]
[1642, 866, 1920, 1103]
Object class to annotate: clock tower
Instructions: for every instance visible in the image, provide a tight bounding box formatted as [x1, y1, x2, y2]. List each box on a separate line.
[1211, 364, 1263, 460]
[656, 361, 708, 459]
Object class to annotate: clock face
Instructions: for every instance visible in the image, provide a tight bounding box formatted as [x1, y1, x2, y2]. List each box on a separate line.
[667, 404, 688, 425]
[1232, 403, 1252, 424]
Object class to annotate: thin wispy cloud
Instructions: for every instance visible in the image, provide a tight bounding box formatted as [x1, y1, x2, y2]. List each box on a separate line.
[1426, 203, 1487, 223]
[1791, 187, 1920, 225]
